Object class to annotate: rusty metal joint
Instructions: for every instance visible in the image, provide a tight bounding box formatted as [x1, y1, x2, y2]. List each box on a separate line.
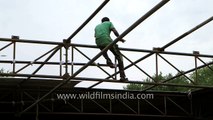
[153, 47, 164, 52]
[63, 39, 70, 49]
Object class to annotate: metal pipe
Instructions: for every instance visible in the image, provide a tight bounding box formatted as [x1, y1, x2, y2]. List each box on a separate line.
[60, 47, 62, 76]
[194, 55, 198, 84]
[157, 51, 213, 58]
[0, 73, 63, 79]
[71, 46, 74, 75]
[197, 57, 213, 72]
[155, 53, 159, 83]
[0, 42, 13, 51]
[164, 96, 167, 115]
[18, 0, 170, 115]
[0, 38, 62, 45]
[67, 0, 110, 42]
[0, 60, 108, 67]
[65, 47, 68, 74]
[13, 40, 16, 73]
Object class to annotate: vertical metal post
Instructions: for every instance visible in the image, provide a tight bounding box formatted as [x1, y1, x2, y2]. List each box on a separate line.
[114, 56, 117, 80]
[193, 51, 199, 84]
[195, 57, 198, 84]
[21, 91, 23, 112]
[12, 36, 19, 73]
[60, 47, 62, 76]
[188, 90, 193, 116]
[36, 92, 40, 120]
[71, 45, 74, 75]
[65, 47, 68, 74]
[164, 96, 167, 115]
[109, 98, 112, 113]
[137, 99, 140, 114]
[13, 41, 16, 73]
[81, 99, 83, 113]
[51, 94, 54, 112]
[153, 48, 160, 83]
[155, 53, 159, 82]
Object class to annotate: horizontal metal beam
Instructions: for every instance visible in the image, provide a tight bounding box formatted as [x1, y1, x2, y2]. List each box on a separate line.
[0, 38, 62, 45]
[1, 38, 213, 58]
[0, 60, 108, 66]
[0, 73, 63, 79]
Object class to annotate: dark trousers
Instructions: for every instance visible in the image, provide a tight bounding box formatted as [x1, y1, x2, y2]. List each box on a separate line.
[99, 44, 126, 78]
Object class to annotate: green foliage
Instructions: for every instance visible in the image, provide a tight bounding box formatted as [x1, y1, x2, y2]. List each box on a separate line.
[124, 83, 143, 91]
[190, 64, 213, 85]
[0, 68, 11, 77]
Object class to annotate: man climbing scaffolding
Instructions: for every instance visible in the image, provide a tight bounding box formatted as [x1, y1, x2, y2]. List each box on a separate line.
[94, 17, 128, 82]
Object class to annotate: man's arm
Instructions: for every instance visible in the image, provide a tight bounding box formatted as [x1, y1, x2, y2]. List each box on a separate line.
[111, 28, 119, 37]
[111, 28, 125, 43]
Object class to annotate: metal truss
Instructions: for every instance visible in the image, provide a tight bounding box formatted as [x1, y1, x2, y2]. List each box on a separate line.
[0, 0, 213, 119]
[0, 85, 193, 119]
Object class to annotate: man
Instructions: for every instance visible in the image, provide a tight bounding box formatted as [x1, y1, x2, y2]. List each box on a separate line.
[94, 17, 128, 82]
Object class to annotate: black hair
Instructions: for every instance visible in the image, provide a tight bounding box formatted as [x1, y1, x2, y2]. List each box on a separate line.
[101, 17, 110, 22]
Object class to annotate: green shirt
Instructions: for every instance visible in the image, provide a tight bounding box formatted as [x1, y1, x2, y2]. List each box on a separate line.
[94, 21, 115, 47]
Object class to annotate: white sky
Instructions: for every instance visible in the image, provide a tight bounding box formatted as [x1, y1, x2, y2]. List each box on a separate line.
[0, 0, 213, 89]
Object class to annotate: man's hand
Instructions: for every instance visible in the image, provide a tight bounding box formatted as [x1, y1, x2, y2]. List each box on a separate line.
[119, 39, 126, 43]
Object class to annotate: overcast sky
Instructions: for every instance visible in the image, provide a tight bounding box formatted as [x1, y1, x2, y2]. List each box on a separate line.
[0, 0, 212, 89]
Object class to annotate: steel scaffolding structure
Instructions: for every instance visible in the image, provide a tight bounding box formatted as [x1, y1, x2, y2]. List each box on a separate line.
[0, 0, 213, 119]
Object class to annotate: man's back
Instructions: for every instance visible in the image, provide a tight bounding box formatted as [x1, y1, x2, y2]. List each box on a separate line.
[95, 21, 114, 39]
[94, 21, 115, 47]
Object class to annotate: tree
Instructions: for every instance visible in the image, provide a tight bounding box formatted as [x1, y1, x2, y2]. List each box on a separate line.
[0, 68, 11, 77]
[190, 64, 213, 86]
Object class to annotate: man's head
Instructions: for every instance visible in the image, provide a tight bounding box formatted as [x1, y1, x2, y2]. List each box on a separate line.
[101, 17, 110, 23]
